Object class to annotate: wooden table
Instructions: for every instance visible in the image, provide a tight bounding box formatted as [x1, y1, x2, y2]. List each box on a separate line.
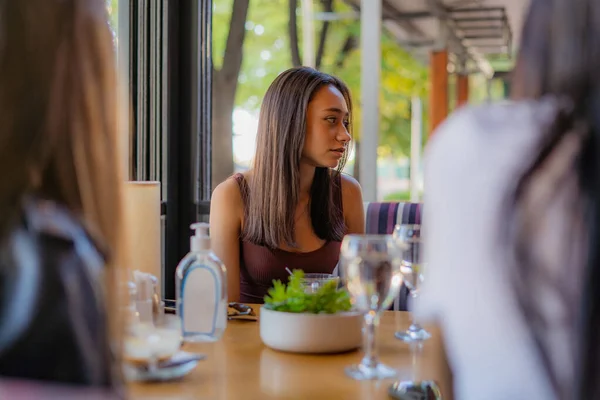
[128, 307, 452, 400]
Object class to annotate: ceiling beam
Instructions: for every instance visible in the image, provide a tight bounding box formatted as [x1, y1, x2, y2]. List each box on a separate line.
[392, 11, 432, 20]
[453, 17, 504, 23]
[463, 34, 504, 40]
[341, 0, 512, 74]
[460, 26, 504, 32]
[449, 6, 505, 14]
[426, 0, 494, 78]
[381, 0, 427, 37]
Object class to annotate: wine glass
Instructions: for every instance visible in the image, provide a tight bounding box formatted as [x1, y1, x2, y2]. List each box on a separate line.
[340, 234, 403, 380]
[392, 224, 431, 342]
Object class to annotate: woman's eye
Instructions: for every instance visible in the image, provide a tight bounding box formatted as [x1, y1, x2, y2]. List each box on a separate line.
[343, 120, 350, 128]
[326, 117, 337, 124]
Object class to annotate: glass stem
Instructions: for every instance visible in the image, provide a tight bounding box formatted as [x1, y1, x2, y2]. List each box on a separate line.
[410, 341, 423, 381]
[361, 311, 379, 369]
[410, 292, 421, 331]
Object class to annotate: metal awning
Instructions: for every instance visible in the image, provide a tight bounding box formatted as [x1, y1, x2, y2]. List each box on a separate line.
[341, 0, 530, 77]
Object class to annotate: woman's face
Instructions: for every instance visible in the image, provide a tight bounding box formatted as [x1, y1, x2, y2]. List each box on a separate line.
[301, 84, 351, 169]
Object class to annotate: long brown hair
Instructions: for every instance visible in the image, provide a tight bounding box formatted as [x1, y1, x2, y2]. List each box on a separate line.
[0, 0, 124, 375]
[243, 67, 352, 249]
[509, 0, 600, 398]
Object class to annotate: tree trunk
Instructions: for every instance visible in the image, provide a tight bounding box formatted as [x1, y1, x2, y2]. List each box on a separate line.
[335, 34, 357, 70]
[289, 0, 333, 70]
[211, 0, 250, 190]
[315, 0, 333, 70]
[288, 0, 302, 67]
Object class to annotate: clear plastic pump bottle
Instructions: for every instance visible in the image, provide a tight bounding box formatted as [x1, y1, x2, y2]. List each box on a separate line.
[176, 223, 227, 342]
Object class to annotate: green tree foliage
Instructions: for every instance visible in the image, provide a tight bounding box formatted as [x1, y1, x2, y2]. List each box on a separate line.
[214, 0, 293, 112]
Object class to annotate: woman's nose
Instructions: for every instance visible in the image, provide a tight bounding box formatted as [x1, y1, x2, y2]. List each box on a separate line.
[337, 127, 351, 144]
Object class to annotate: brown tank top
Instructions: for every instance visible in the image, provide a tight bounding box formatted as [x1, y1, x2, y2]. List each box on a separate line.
[233, 173, 343, 303]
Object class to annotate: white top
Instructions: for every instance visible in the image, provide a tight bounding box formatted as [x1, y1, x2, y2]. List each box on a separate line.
[416, 100, 580, 400]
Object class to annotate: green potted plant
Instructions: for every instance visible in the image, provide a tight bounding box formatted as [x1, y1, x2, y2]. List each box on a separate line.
[260, 270, 362, 354]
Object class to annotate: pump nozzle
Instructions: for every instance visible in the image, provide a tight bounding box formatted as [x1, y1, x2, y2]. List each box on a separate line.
[190, 222, 211, 252]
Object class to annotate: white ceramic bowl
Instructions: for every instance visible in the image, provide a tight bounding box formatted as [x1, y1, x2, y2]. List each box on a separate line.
[259, 307, 362, 354]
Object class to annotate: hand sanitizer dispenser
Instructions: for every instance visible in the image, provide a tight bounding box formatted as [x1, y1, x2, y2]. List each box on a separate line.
[176, 223, 227, 342]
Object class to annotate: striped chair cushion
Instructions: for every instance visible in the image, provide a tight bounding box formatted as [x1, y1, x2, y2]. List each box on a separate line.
[363, 202, 423, 312]
[364, 202, 422, 234]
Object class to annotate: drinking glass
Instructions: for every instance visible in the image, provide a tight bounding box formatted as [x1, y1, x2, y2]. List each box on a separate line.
[392, 224, 431, 342]
[340, 234, 403, 380]
[300, 273, 339, 294]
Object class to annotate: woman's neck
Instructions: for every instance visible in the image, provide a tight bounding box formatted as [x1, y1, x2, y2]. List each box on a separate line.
[299, 163, 316, 198]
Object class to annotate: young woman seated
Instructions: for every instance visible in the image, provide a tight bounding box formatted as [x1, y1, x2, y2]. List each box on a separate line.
[210, 67, 365, 303]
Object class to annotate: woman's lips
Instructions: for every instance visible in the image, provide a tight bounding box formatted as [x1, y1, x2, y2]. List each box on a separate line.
[330, 149, 345, 158]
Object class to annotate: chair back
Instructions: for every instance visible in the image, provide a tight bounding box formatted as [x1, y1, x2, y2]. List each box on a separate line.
[363, 202, 423, 311]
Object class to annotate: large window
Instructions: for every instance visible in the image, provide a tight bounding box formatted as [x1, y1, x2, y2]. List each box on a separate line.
[123, 0, 213, 300]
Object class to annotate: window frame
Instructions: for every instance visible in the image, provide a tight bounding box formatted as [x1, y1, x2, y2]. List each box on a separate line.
[128, 0, 213, 300]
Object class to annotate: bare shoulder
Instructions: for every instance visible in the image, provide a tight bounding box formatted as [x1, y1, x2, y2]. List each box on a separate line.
[339, 173, 363, 208]
[340, 172, 362, 197]
[339, 172, 364, 233]
[210, 176, 244, 219]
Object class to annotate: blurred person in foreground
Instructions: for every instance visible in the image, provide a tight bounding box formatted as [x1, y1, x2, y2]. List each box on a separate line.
[0, 0, 124, 393]
[417, 0, 600, 399]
